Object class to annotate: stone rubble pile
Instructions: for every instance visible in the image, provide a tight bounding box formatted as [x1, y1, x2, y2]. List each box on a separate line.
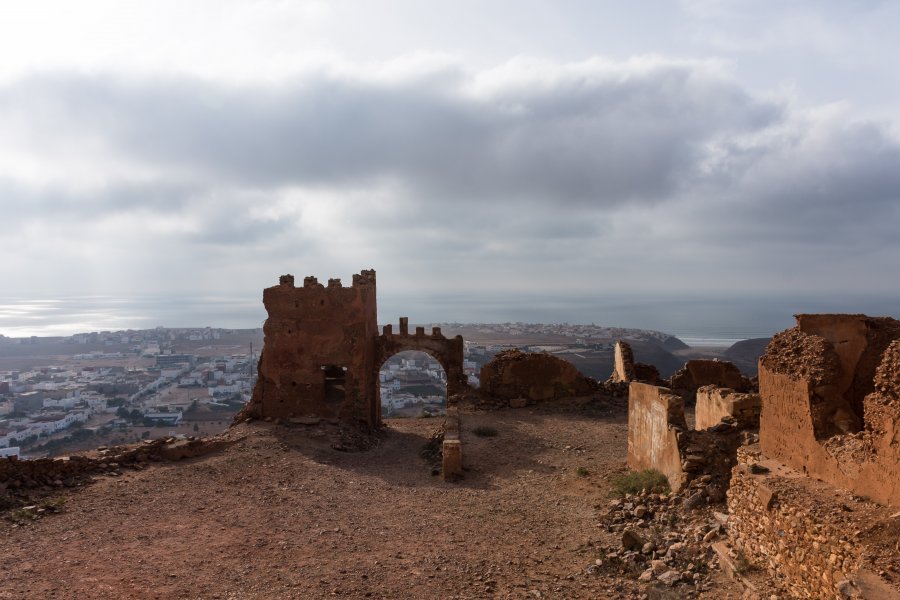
[677, 417, 759, 502]
[590, 486, 733, 597]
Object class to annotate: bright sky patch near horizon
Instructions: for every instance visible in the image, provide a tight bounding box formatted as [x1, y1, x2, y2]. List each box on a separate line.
[1, 1, 899, 336]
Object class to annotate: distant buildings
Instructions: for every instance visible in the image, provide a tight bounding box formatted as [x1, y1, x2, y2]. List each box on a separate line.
[0, 327, 260, 457]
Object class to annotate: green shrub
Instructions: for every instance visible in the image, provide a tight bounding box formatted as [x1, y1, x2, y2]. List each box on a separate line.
[472, 426, 498, 438]
[609, 469, 670, 497]
[576, 467, 590, 477]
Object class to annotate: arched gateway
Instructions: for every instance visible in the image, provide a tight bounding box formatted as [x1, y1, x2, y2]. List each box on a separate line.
[243, 270, 466, 426]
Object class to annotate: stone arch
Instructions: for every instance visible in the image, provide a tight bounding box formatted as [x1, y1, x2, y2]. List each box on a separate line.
[374, 318, 467, 422]
[376, 348, 448, 417]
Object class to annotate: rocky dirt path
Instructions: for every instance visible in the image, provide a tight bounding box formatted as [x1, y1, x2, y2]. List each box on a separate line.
[1, 405, 744, 599]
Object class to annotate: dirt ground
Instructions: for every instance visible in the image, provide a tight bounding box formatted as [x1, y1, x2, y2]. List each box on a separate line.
[1, 404, 745, 599]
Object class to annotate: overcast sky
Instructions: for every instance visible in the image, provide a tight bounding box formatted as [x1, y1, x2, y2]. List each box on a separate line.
[1, 1, 899, 334]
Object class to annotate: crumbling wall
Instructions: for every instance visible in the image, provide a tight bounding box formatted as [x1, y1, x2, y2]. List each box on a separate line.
[695, 385, 760, 430]
[479, 349, 594, 405]
[627, 382, 688, 491]
[865, 339, 900, 440]
[633, 363, 662, 385]
[243, 271, 379, 425]
[611, 341, 636, 382]
[627, 382, 753, 498]
[759, 314, 900, 507]
[0, 436, 232, 497]
[609, 340, 662, 385]
[727, 445, 900, 599]
[668, 359, 749, 398]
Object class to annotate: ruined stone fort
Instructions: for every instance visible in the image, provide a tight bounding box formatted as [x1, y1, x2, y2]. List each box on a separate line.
[242, 270, 466, 426]
[239, 270, 899, 598]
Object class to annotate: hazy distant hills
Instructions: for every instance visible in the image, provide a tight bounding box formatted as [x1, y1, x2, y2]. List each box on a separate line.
[723, 338, 772, 376]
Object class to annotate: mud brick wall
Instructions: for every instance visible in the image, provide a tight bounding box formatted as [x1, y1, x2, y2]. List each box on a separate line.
[626, 382, 688, 491]
[480, 349, 594, 404]
[668, 359, 750, 397]
[727, 445, 900, 600]
[611, 341, 636, 382]
[695, 385, 760, 430]
[759, 314, 900, 507]
[245, 271, 379, 425]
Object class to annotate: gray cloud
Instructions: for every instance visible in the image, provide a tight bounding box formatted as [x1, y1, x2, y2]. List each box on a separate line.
[1, 63, 781, 208]
[0, 57, 898, 302]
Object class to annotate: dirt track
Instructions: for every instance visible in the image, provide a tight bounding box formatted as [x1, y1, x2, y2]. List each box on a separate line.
[1, 405, 743, 599]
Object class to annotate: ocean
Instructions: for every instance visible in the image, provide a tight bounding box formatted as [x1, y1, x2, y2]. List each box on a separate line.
[1, 292, 897, 347]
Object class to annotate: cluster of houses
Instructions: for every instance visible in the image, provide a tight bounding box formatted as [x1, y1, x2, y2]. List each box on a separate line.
[0, 328, 260, 458]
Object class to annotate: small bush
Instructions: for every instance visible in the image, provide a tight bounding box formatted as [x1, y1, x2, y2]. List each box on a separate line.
[472, 426, 498, 438]
[420, 433, 443, 463]
[576, 467, 589, 477]
[609, 469, 670, 497]
[732, 550, 752, 575]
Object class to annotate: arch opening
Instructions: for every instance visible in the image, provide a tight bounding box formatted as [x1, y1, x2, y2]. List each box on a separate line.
[378, 350, 447, 418]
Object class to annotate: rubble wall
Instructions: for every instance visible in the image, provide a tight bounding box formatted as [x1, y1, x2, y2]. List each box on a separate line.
[1, 436, 232, 495]
[480, 349, 594, 404]
[695, 386, 760, 430]
[626, 382, 687, 491]
[244, 271, 379, 425]
[728, 445, 900, 599]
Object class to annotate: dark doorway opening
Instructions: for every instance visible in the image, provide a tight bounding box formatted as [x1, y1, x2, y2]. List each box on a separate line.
[321, 365, 347, 405]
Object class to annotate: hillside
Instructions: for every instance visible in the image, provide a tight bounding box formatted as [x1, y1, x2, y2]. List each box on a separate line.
[723, 338, 772, 377]
[2, 406, 744, 600]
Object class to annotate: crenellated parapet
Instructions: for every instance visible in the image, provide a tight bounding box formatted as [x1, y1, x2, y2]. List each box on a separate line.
[381, 319, 449, 341]
[242, 268, 469, 432]
[244, 269, 379, 425]
[375, 317, 467, 400]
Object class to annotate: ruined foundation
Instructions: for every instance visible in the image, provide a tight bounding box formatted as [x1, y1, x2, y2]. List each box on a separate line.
[727, 445, 900, 599]
[669, 359, 751, 398]
[720, 313, 900, 598]
[759, 314, 900, 507]
[695, 385, 761, 431]
[479, 349, 595, 406]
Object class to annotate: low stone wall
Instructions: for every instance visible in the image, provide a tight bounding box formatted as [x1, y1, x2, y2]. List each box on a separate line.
[727, 445, 900, 599]
[695, 385, 760, 430]
[0, 436, 234, 497]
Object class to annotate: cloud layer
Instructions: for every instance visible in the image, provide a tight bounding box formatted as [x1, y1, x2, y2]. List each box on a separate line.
[1, 55, 898, 314]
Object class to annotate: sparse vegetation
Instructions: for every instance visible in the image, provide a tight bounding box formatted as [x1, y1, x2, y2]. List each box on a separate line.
[472, 426, 498, 438]
[732, 549, 752, 575]
[609, 469, 670, 497]
[5, 496, 67, 524]
[419, 432, 443, 464]
[577, 466, 590, 477]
